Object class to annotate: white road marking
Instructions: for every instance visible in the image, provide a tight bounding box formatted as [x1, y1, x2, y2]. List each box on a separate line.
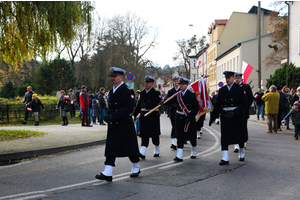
[14, 194, 47, 200]
[0, 127, 220, 200]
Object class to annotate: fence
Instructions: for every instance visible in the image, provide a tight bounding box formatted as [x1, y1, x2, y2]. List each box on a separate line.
[0, 104, 59, 124]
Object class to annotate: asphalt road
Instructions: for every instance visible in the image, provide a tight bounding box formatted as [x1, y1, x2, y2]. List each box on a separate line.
[1, 114, 300, 200]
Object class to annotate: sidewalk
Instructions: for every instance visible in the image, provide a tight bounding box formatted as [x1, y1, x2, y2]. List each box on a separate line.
[0, 124, 107, 162]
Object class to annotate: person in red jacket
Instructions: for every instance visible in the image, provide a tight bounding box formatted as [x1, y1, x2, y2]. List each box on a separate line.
[80, 85, 92, 127]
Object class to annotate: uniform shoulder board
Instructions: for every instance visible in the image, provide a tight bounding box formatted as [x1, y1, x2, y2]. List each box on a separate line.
[155, 89, 159, 92]
[191, 91, 195, 93]
[127, 87, 133, 90]
[240, 85, 243, 87]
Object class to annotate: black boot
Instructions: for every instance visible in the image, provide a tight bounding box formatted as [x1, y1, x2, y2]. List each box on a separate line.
[62, 117, 66, 126]
[65, 117, 69, 126]
[287, 126, 291, 130]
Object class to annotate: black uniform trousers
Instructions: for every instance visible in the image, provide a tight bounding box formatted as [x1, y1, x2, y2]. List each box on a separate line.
[177, 138, 196, 149]
[141, 136, 160, 147]
[196, 114, 206, 131]
[105, 155, 140, 166]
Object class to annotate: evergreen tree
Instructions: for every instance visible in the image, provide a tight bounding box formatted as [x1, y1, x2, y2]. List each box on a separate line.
[0, 81, 16, 98]
[35, 58, 77, 95]
[266, 63, 300, 89]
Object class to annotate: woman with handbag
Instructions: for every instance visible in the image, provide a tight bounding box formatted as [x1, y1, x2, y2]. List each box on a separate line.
[56, 90, 70, 126]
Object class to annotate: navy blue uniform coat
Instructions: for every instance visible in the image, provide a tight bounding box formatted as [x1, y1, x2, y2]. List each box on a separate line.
[105, 83, 139, 157]
[212, 82, 248, 146]
[134, 87, 161, 138]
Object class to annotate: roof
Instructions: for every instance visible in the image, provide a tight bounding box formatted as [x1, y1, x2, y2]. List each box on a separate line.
[188, 46, 209, 59]
[208, 19, 228, 34]
[215, 33, 271, 61]
[248, 5, 272, 15]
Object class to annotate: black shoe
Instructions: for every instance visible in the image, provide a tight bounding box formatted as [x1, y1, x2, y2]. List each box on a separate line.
[95, 173, 112, 182]
[233, 148, 239, 153]
[239, 157, 245, 162]
[295, 137, 298, 140]
[100, 123, 106, 125]
[153, 153, 159, 157]
[279, 128, 282, 131]
[197, 136, 201, 139]
[287, 127, 291, 130]
[21, 121, 27, 124]
[184, 141, 187, 144]
[138, 153, 146, 159]
[170, 144, 177, 150]
[219, 160, 229, 165]
[190, 155, 196, 159]
[34, 122, 39, 126]
[173, 157, 183, 162]
[130, 170, 141, 178]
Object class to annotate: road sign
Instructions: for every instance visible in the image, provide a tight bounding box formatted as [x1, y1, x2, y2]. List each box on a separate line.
[126, 72, 135, 81]
[218, 81, 224, 87]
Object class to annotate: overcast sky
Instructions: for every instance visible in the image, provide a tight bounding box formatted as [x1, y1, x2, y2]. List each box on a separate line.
[95, 0, 275, 67]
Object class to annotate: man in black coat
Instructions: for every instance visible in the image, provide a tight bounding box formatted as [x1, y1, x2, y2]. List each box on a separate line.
[254, 88, 265, 120]
[134, 75, 162, 159]
[166, 76, 180, 150]
[277, 85, 287, 131]
[165, 77, 199, 162]
[21, 86, 35, 124]
[209, 71, 248, 165]
[95, 67, 140, 182]
[233, 72, 253, 153]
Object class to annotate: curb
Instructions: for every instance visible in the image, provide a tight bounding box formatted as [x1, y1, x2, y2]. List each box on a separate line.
[0, 139, 106, 162]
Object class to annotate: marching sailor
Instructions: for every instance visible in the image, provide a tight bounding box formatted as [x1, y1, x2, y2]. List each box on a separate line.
[134, 75, 162, 159]
[95, 67, 140, 182]
[233, 72, 253, 153]
[209, 71, 248, 165]
[164, 77, 199, 162]
[166, 76, 181, 150]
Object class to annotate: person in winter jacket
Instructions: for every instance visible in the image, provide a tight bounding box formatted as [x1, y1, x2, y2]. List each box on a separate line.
[56, 90, 70, 126]
[92, 98, 100, 124]
[283, 101, 300, 140]
[28, 94, 45, 126]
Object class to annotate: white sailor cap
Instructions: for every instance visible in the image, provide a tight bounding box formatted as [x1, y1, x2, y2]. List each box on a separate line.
[109, 67, 126, 76]
[234, 72, 243, 77]
[223, 70, 235, 78]
[144, 75, 155, 82]
[172, 76, 181, 81]
[179, 77, 190, 85]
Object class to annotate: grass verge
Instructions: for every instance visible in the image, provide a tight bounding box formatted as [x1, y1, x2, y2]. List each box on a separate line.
[0, 130, 46, 141]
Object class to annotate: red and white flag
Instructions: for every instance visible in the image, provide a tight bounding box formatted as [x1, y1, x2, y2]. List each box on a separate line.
[242, 61, 253, 84]
[187, 65, 190, 71]
[254, 94, 259, 99]
[197, 60, 202, 66]
[187, 76, 214, 121]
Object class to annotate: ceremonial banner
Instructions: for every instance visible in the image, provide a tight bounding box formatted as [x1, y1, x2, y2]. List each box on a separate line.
[188, 75, 213, 121]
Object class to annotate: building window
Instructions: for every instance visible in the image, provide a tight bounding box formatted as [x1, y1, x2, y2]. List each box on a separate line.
[227, 61, 229, 71]
[193, 59, 196, 68]
[233, 58, 235, 71]
[230, 59, 232, 71]
[237, 55, 239, 71]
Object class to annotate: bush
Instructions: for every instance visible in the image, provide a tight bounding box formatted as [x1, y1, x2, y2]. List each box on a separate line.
[0, 81, 16, 98]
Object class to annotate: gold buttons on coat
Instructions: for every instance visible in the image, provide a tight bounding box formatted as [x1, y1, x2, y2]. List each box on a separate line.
[231, 104, 233, 106]
[110, 122, 112, 124]
[186, 104, 189, 106]
[109, 103, 111, 105]
[115, 102, 117, 105]
[231, 99, 233, 101]
[116, 122, 118, 124]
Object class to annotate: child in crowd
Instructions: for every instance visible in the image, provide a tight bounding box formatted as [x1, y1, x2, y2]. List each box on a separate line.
[284, 101, 300, 140]
[28, 94, 45, 126]
[92, 98, 99, 125]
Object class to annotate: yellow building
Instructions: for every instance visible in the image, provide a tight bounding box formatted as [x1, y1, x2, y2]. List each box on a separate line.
[206, 20, 228, 92]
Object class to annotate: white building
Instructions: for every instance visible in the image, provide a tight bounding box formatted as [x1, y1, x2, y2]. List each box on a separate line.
[215, 34, 279, 91]
[289, 1, 300, 67]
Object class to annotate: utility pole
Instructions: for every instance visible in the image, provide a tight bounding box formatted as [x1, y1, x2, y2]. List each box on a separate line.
[258, 1, 262, 89]
[285, 1, 290, 87]
[202, 36, 204, 76]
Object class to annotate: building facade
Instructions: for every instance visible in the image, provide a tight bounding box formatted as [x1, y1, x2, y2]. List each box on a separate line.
[289, 1, 300, 67]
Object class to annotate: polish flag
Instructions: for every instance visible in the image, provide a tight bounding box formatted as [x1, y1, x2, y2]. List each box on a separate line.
[254, 94, 259, 99]
[27, 107, 32, 111]
[197, 60, 202, 66]
[242, 61, 253, 84]
[188, 65, 190, 71]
